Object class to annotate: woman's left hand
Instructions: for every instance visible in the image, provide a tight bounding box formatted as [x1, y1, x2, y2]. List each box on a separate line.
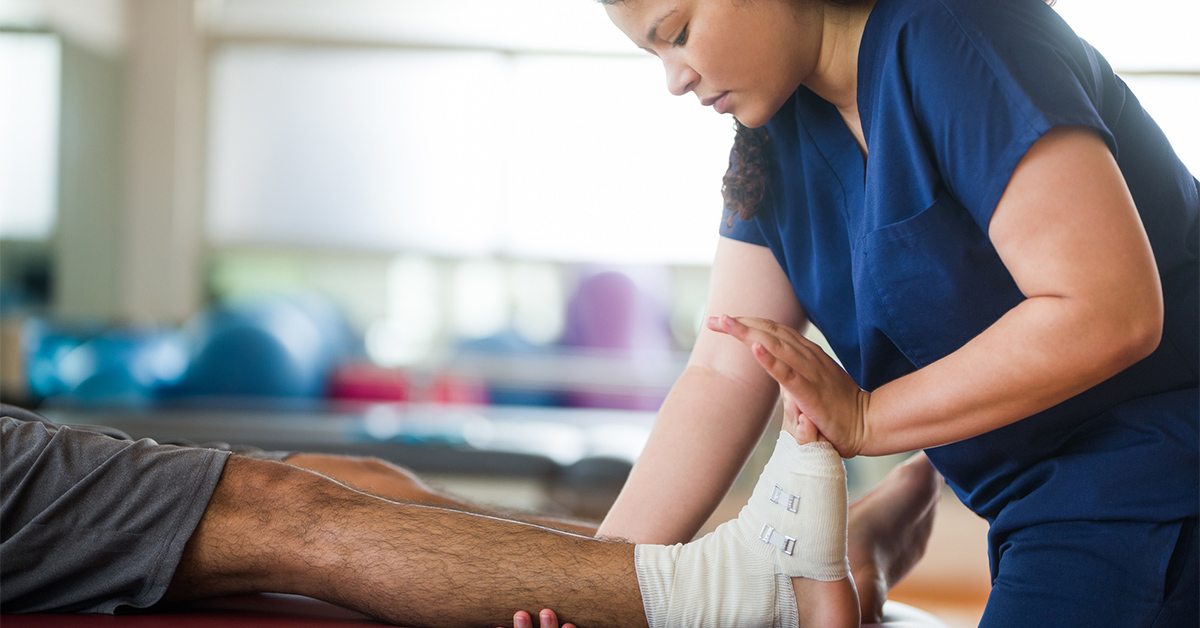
[707, 315, 870, 457]
[504, 609, 576, 628]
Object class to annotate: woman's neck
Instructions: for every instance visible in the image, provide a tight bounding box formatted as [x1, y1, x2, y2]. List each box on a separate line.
[803, 0, 877, 113]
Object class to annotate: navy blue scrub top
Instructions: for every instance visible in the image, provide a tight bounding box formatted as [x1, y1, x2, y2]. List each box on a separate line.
[721, 0, 1199, 533]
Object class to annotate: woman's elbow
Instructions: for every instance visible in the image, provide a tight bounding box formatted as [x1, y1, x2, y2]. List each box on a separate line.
[1106, 290, 1164, 370]
[1127, 306, 1164, 363]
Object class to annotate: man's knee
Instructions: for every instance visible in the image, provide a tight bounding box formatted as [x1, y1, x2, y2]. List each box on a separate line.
[167, 456, 342, 600]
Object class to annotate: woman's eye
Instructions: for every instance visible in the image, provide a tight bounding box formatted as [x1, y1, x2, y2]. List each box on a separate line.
[673, 24, 689, 46]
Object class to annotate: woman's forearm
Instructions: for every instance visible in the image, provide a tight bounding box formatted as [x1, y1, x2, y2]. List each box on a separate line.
[861, 290, 1161, 455]
[598, 362, 779, 544]
[599, 236, 805, 543]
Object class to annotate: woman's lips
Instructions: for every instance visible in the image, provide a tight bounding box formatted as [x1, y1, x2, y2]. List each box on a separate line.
[700, 92, 729, 114]
[711, 92, 731, 114]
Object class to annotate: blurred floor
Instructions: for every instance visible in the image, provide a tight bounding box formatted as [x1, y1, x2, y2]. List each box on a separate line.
[884, 491, 990, 628]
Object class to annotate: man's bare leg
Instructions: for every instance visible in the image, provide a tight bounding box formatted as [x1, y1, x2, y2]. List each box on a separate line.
[284, 453, 599, 537]
[167, 425, 862, 628]
[277, 416, 935, 627]
[164, 457, 648, 628]
[281, 445, 934, 626]
[517, 451, 940, 628]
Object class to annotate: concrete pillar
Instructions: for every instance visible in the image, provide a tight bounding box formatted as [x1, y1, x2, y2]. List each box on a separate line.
[119, 0, 205, 324]
[53, 37, 125, 321]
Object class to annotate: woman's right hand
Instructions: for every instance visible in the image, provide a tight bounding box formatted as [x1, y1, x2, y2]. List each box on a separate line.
[503, 609, 576, 628]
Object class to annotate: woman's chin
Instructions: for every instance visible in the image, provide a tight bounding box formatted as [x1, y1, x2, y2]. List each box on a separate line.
[732, 113, 769, 129]
[729, 103, 779, 129]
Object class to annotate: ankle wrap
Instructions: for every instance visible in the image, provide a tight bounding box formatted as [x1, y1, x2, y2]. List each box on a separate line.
[634, 432, 849, 628]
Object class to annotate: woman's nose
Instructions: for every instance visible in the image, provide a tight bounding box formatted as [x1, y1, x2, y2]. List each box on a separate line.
[664, 56, 699, 96]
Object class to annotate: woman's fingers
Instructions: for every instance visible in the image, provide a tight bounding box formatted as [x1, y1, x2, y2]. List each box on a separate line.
[511, 610, 568, 628]
[752, 341, 807, 389]
[713, 316, 843, 394]
[705, 314, 868, 456]
[708, 313, 826, 398]
[736, 316, 812, 345]
[709, 316, 820, 369]
[709, 315, 814, 348]
[710, 314, 867, 457]
[709, 314, 811, 363]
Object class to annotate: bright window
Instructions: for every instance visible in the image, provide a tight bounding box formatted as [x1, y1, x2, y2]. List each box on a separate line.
[205, 2, 1197, 265]
[1054, 0, 1200, 173]
[0, 33, 61, 240]
[206, 45, 734, 265]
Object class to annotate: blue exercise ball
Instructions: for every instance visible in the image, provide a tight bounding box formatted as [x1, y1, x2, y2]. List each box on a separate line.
[176, 296, 353, 399]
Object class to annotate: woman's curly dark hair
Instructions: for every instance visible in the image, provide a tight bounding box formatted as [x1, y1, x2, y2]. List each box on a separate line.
[723, 121, 772, 224]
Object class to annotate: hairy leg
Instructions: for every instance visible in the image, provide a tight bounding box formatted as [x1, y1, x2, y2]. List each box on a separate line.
[284, 453, 441, 504]
[284, 453, 600, 537]
[165, 457, 648, 628]
[274, 415, 931, 627]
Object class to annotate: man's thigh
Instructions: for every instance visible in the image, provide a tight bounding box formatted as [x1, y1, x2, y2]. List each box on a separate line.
[980, 519, 1196, 628]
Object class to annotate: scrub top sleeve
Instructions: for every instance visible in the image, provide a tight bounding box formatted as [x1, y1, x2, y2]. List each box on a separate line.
[893, 0, 1117, 232]
[719, 204, 770, 246]
[717, 147, 771, 247]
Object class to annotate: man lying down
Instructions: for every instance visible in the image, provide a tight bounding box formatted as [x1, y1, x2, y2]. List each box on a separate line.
[0, 403, 941, 628]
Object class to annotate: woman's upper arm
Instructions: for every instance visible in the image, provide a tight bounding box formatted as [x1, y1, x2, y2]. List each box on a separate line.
[851, 126, 1165, 455]
[988, 126, 1163, 359]
[596, 236, 805, 544]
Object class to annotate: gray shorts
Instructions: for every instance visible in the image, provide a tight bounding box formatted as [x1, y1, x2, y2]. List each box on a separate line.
[0, 404, 288, 614]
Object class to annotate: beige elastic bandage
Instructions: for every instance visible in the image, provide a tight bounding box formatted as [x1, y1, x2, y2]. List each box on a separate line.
[634, 431, 849, 628]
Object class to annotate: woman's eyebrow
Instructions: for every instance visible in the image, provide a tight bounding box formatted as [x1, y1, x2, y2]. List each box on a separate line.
[646, 8, 678, 45]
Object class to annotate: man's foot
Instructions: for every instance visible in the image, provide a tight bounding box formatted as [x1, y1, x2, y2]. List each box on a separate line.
[783, 401, 859, 628]
[633, 414, 856, 628]
[846, 452, 942, 623]
[792, 575, 859, 628]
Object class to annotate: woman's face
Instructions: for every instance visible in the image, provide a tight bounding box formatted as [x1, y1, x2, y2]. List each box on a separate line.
[605, 0, 822, 128]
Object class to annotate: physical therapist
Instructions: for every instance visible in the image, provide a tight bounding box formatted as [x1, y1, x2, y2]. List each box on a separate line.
[589, 0, 1199, 625]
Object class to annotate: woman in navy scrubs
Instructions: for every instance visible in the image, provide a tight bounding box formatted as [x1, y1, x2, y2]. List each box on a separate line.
[591, 0, 1199, 625]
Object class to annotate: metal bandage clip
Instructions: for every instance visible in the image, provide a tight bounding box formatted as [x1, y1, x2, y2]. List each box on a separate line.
[758, 523, 797, 556]
[769, 484, 801, 513]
